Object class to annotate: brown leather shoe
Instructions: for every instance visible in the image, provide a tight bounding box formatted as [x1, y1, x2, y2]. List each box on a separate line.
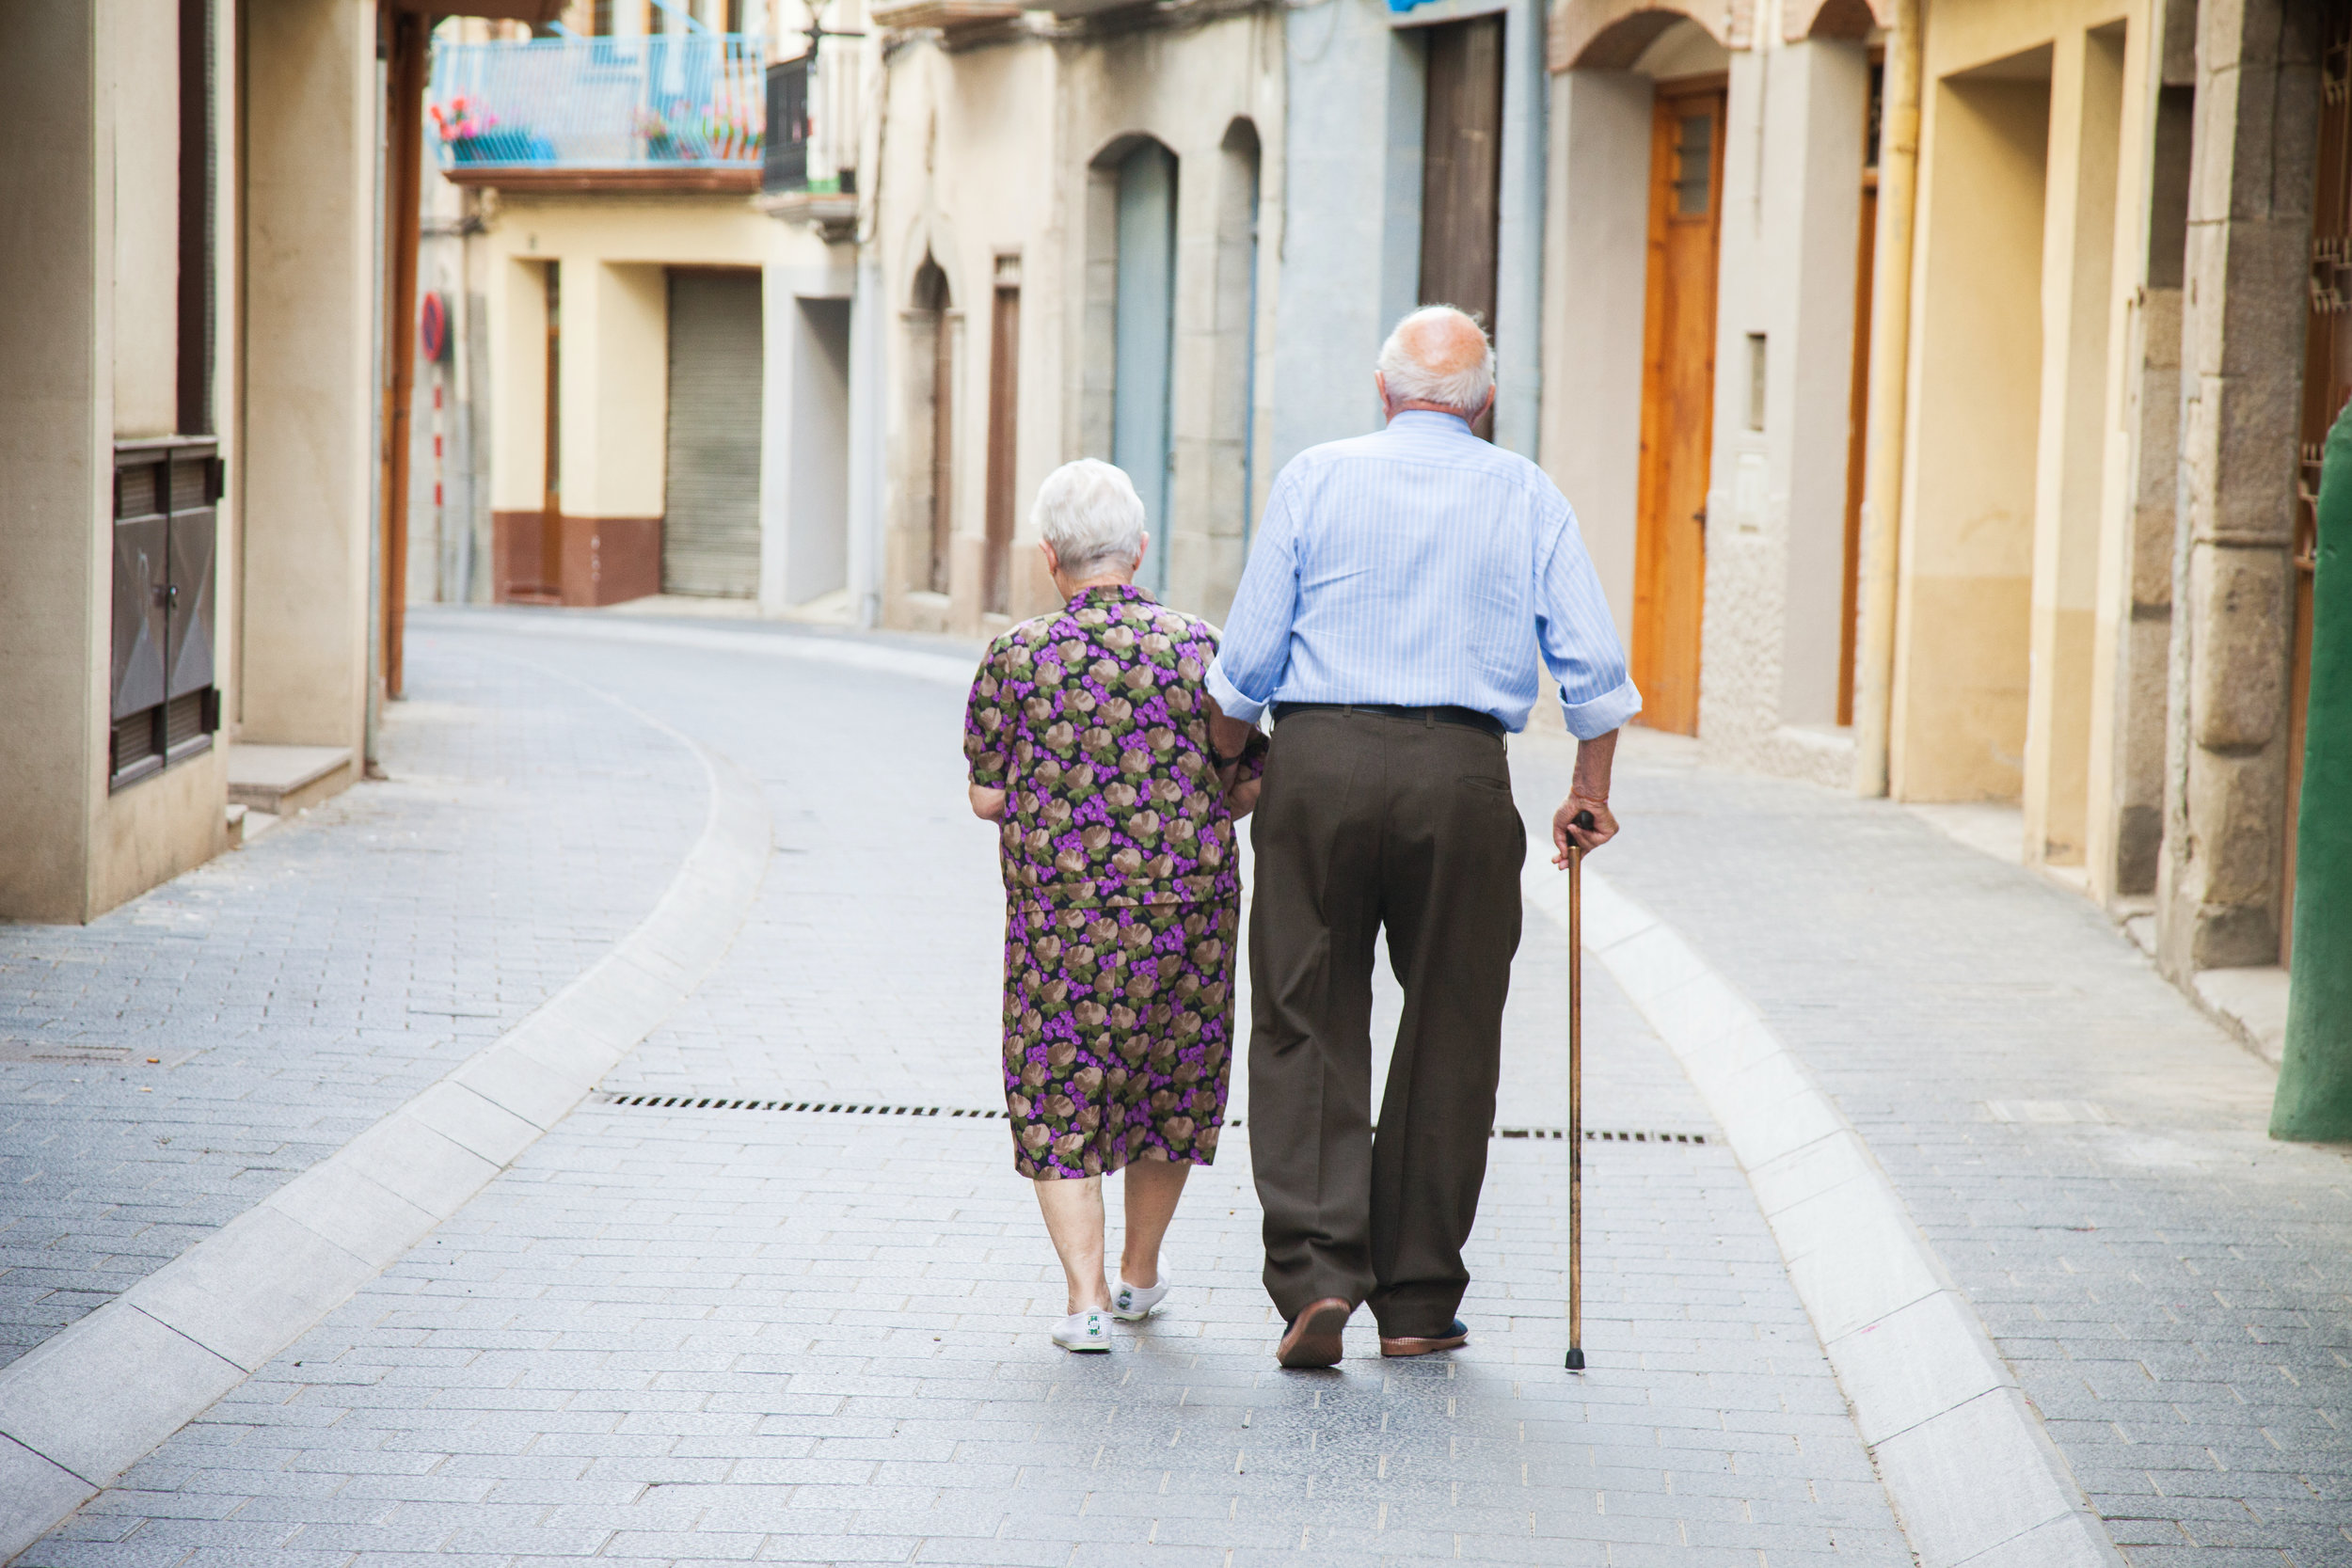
[1378, 1318, 1470, 1357]
[1276, 1297, 1352, 1369]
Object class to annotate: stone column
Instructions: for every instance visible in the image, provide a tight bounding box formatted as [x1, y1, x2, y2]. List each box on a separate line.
[2156, 0, 2323, 975]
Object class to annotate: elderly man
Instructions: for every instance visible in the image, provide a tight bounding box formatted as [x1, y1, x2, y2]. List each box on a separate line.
[1205, 305, 1639, 1370]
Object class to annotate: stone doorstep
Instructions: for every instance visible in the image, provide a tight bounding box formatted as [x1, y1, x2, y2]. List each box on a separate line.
[224, 743, 356, 816]
[2117, 913, 2292, 1068]
[220, 804, 281, 851]
[2188, 964, 2292, 1067]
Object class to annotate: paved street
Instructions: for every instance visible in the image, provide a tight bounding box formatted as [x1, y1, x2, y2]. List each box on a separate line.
[3, 608, 2347, 1565]
[0, 641, 704, 1368]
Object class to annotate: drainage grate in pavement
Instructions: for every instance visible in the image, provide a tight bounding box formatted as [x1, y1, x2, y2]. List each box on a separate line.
[0, 1041, 133, 1064]
[599, 1095, 999, 1116]
[594, 1095, 1705, 1143]
[1498, 1126, 1708, 1144]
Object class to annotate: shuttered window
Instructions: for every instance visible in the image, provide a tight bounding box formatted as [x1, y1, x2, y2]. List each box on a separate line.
[662, 270, 765, 598]
[111, 438, 221, 791]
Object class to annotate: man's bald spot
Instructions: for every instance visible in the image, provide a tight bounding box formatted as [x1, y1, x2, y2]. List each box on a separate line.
[1395, 308, 1488, 377]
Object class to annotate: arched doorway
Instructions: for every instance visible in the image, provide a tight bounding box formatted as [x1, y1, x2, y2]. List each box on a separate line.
[1111, 140, 1178, 598]
[910, 255, 953, 597]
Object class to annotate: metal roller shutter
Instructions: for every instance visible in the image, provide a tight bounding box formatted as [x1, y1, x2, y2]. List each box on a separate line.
[663, 269, 764, 597]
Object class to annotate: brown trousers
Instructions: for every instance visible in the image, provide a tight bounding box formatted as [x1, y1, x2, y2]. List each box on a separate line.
[1246, 706, 1524, 1337]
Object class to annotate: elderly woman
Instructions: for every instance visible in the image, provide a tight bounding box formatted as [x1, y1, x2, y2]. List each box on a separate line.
[964, 458, 1266, 1353]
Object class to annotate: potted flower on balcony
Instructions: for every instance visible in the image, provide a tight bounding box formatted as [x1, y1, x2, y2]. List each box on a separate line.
[431, 94, 501, 162]
[694, 89, 763, 162]
[634, 103, 684, 162]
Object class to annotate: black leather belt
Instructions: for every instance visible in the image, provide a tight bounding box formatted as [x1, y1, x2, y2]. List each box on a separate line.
[1271, 702, 1506, 738]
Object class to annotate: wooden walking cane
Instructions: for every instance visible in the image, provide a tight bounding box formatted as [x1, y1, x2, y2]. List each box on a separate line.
[1565, 808, 1594, 1373]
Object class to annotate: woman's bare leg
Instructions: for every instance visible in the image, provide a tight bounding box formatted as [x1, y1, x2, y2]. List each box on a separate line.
[1033, 1176, 1110, 1313]
[1118, 1161, 1191, 1289]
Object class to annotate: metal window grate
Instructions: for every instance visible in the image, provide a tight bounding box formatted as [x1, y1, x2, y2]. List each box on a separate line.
[592, 1096, 1705, 1143]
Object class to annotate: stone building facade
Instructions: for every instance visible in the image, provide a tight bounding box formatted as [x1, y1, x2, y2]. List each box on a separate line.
[0, 1, 387, 921]
[1572, 0, 2337, 992]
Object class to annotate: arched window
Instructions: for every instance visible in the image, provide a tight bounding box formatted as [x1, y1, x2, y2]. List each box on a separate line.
[1217, 121, 1263, 559]
[1112, 141, 1177, 597]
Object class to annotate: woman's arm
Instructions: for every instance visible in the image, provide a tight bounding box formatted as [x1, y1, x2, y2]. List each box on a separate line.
[969, 784, 1009, 822]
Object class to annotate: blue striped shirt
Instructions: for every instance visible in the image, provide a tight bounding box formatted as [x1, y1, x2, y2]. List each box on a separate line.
[1206, 410, 1642, 739]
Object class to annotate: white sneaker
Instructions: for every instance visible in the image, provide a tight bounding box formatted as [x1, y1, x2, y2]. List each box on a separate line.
[1111, 1275, 1170, 1322]
[1052, 1309, 1112, 1352]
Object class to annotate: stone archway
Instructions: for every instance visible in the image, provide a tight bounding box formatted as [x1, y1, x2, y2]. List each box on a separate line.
[1780, 0, 1887, 42]
[1548, 0, 1734, 72]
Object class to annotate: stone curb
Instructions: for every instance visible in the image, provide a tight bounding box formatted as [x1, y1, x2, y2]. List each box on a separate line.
[0, 705, 771, 1564]
[1522, 852, 2125, 1568]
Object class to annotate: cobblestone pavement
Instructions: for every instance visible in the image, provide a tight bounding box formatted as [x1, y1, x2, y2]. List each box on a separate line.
[20, 616, 1909, 1566]
[1509, 727, 2352, 1566]
[0, 627, 705, 1369]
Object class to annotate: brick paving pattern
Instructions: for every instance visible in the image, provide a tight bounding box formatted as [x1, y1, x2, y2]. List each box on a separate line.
[0, 625, 704, 1370]
[18, 620, 1907, 1567]
[1509, 726, 2352, 1566]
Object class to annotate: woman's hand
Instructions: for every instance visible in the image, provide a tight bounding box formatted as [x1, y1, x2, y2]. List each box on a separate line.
[969, 784, 1009, 822]
[1226, 778, 1262, 820]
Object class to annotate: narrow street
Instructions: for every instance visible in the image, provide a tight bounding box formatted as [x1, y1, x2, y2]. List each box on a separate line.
[3, 608, 2346, 1566]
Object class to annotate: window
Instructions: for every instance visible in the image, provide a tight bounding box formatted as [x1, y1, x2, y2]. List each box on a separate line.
[111, 440, 221, 791]
[1747, 334, 1768, 431]
[1675, 112, 1714, 216]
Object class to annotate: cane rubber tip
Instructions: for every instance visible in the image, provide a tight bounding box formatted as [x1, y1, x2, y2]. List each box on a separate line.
[1565, 1348, 1585, 1370]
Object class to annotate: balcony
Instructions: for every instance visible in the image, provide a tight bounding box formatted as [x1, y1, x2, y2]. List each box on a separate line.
[428, 33, 766, 194]
[866, 0, 1025, 31]
[756, 53, 859, 240]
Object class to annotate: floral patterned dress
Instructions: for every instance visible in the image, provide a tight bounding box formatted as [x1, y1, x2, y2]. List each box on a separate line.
[964, 583, 1266, 1180]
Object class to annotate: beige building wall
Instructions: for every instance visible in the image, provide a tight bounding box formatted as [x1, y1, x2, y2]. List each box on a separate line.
[0, 6, 110, 921]
[1695, 29, 1872, 789]
[2, 0, 373, 923]
[239, 0, 376, 778]
[2022, 22, 2135, 866]
[874, 10, 1282, 639]
[1889, 0, 2149, 824]
[477, 196, 772, 532]
[113, 0, 182, 441]
[1893, 63, 2048, 802]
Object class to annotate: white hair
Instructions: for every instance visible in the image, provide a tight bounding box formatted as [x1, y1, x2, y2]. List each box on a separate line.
[1375, 306, 1496, 416]
[1033, 458, 1147, 578]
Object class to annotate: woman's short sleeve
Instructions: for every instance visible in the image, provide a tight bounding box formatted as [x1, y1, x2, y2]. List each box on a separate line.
[963, 641, 1014, 786]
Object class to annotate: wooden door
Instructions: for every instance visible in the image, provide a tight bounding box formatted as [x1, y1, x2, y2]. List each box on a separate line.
[1420, 16, 1505, 439]
[984, 279, 1021, 616]
[536, 262, 563, 602]
[2285, 9, 2352, 961]
[1632, 81, 1726, 736]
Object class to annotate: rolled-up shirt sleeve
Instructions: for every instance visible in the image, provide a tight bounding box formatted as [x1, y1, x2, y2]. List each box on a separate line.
[1535, 499, 1643, 740]
[1205, 470, 1303, 724]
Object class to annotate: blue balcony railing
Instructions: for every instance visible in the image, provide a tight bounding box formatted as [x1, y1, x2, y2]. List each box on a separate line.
[428, 34, 766, 173]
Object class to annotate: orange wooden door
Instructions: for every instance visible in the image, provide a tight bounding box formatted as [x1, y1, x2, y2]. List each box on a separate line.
[1632, 83, 1726, 736]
